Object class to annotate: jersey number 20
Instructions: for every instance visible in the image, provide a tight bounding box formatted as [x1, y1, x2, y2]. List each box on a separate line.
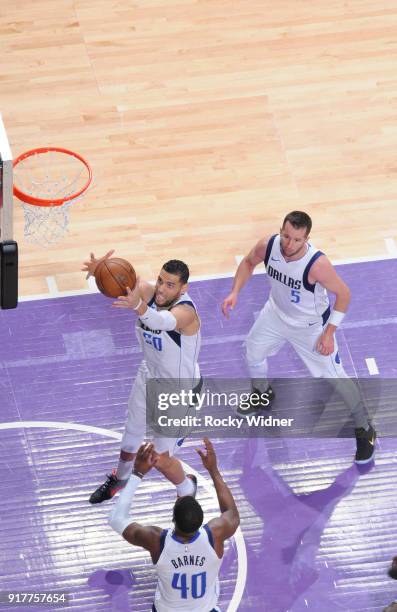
[172, 571, 206, 599]
[143, 331, 163, 351]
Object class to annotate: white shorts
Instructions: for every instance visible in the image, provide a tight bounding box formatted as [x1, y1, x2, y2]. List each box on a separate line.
[246, 300, 347, 378]
[120, 362, 185, 455]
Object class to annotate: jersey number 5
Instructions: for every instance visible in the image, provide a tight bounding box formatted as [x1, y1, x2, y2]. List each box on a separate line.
[172, 571, 207, 599]
[290, 289, 300, 304]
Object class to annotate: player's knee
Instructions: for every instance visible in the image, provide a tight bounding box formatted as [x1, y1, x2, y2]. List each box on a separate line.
[245, 340, 265, 367]
[120, 430, 142, 454]
[120, 449, 135, 461]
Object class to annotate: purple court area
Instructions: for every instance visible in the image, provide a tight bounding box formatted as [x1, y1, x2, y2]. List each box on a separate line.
[0, 259, 396, 612]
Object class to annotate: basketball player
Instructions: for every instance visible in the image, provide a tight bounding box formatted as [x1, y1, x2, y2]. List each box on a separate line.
[221, 211, 376, 464]
[108, 438, 240, 612]
[83, 251, 202, 503]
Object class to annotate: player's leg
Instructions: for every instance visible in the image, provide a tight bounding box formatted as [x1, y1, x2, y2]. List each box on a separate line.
[288, 321, 348, 380]
[245, 302, 285, 385]
[289, 324, 376, 463]
[242, 301, 285, 413]
[288, 323, 369, 426]
[89, 363, 147, 504]
[153, 437, 197, 497]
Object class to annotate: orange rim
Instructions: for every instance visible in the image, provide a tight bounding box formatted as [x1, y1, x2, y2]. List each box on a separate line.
[13, 146, 92, 207]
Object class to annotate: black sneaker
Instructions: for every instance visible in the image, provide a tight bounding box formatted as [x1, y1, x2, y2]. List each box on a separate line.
[89, 469, 128, 504]
[354, 425, 376, 464]
[236, 386, 275, 417]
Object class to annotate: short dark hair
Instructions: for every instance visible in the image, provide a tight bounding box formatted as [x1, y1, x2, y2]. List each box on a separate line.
[173, 496, 204, 534]
[282, 211, 312, 235]
[162, 260, 189, 284]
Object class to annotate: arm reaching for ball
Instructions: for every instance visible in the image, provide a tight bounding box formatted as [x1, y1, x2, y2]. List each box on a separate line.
[82, 251, 155, 302]
[82, 250, 115, 279]
[113, 285, 196, 333]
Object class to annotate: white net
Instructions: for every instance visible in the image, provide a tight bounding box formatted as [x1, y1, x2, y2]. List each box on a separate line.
[13, 148, 91, 246]
[21, 200, 74, 246]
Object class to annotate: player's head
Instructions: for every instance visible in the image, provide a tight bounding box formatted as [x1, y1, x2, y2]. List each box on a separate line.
[388, 556, 397, 579]
[281, 210, 312, 236]
[155, 260, 190, 307]
[173, 495, 204, 535]
[280, 211, 312, 258]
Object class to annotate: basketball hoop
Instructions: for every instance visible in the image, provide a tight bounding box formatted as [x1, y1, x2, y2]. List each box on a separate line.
[13, 147, 92, 246]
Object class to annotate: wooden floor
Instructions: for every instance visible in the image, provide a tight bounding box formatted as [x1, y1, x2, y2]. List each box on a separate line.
[2, 0, 397, 296]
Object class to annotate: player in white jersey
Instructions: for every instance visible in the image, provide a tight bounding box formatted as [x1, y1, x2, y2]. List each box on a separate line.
[222, 211, 376, 464]
[109, 438, 239, 612]
[82, 253, 202, 504]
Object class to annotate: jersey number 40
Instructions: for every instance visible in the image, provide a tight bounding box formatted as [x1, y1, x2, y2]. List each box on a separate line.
[172, 571, 206, 599]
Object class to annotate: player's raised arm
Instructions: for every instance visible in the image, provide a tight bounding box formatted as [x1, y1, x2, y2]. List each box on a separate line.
[113, 283, 198, 336]
[222, 237, 269, 318]
[108, 443, 162, 562]
[81, 250, 115, 278]
[111, 279, 155, 310]
[196, 438, 240, 544]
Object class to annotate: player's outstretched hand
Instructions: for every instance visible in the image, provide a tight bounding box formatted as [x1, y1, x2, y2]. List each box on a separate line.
[134, 442, 156, 476]
[316, 329, 334, 356]
[196, 438, 218, 474]
[221, 292, 238, 319]
[112, 279, 141, 309]
[82, 250, 115, 279]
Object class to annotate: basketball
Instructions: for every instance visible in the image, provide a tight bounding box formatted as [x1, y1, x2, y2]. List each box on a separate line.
[95, 257, 136, 298]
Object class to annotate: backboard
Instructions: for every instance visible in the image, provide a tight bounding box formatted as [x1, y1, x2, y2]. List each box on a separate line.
[0, 112, 13, 241]
[0, 112, 18, 309]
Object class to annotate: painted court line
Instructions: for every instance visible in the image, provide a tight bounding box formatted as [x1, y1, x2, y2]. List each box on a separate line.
[87, 276, 97, 291]
[2, 315, 395, 370]
[365, 358, 379, 376]
[0, 420, 247, 612]
[17, 253, 397, 303]
[384, 238, 397, 256]
[46, 276, 59, 296]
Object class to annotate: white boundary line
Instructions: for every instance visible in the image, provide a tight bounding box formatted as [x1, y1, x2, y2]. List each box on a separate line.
[46, 276, 59, 296]
[365, 358, 379, 376]
[17, 253, 397, 303]
[0, 420, 247, 612]
[384, 238, 397, 257]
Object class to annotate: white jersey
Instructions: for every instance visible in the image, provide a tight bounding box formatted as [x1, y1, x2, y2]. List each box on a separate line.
[264, 234, 330, 327]
[136, 292, 201, 382]
[153, 525, 222, 612]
